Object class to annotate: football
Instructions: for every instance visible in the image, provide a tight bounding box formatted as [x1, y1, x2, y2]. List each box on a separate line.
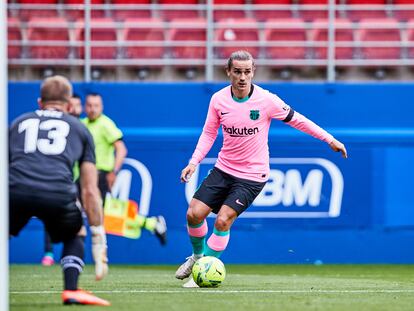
[192, 256, 226, 287]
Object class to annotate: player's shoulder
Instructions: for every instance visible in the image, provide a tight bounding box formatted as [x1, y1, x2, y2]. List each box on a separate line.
[253, 84, 284, 102]
[253, 84, 273, 97]
[99, 114, 116, 124]
[211, 85, 231, 102]
[10, 111, 39, 128]
[64, 113, 85, 126]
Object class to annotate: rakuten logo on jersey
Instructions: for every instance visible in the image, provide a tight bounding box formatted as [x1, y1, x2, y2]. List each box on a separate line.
[222, 125, 259, 137]
[185, 158, 344, 219]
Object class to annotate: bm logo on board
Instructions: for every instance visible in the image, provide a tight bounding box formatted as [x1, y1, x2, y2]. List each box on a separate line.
[185, 158, 344, 218]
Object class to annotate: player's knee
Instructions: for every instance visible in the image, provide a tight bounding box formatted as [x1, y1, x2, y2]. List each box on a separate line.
[215, 215, 231, 231]
[186, 207, 204, 225]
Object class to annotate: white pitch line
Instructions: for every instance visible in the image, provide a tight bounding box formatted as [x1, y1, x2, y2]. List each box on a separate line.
[10, 289, 414, 295]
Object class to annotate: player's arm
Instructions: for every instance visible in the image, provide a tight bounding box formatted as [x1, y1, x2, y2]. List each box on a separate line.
[285, 110, 347, 158]
[267, 93, 347, 159]
[80, 161, 108, 281]
[113, 139, 127, 173]
[80, 161, 102, 225]
[181, 98, 220, 183]
[106, 139, 128, 189]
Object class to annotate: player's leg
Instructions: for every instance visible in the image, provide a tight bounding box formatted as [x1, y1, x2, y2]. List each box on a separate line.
[42, 199, 109, 306]
[136, 214, 168, 245]
[176, 168, 229, 280]
[204, 205, 237, 258]
[175, 198, 211, 280]
[41, 229, 55, 266]
[9, 191, 34, 239]
[97, 170, 109, 207]
[204, 176, 266, 258]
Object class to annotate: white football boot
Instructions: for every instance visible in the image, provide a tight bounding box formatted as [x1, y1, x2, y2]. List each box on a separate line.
[175, 255, 197, 280]
[182, 278, 199, 288]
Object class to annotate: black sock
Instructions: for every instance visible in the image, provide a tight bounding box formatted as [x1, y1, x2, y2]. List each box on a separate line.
[61, 236, 85, 291]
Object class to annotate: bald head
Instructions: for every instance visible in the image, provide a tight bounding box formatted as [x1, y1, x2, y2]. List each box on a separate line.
[40, 75, 73, 106]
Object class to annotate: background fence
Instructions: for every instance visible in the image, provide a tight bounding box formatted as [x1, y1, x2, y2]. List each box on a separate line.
[8, 1, 414, 81]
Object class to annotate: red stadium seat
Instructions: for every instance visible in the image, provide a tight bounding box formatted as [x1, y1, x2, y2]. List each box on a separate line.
[214, 0, 245, 21]
[264, 18, 307, 62]
[298, 0, 330, 21]
[27, 17, 70, 59]
[159, 0, 199, 21]
[358, 18, 401, 60]
[404, 19, 414, 58]
[346, 0, 387, 21]
[17, 0, 58, 21]
[63, 0, 105, 21]
[252, 0, 292, 22]
[170, 18, 206, 62]
[76, 18, 118, 60]
[123, 18, 165, 60]
[8, 17, 22, 59]
[311, 18, 354, 60]
[112, 0, 151, 21]
[394, 0, 414, 21]
[215, 18, 259, 58]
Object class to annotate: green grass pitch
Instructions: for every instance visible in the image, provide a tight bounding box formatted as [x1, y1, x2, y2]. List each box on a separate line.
[10, 264, 414, 311]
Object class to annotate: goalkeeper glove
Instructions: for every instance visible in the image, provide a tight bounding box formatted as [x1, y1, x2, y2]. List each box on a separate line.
[90, 225, 108, 281]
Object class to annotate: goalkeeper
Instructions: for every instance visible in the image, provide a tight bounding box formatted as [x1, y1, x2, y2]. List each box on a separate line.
[9, 76, 110, 306]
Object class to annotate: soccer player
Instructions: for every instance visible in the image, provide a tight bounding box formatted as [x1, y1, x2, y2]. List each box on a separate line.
[82, 93, 168, 244]
[68, 94, 83, 118]
[41, 94, 84, 266]
[175, 50, 348, 287]
[9, 76, 110, 305]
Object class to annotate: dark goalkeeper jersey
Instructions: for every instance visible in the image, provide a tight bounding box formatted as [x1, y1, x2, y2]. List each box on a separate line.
[9, 109, 96, 199]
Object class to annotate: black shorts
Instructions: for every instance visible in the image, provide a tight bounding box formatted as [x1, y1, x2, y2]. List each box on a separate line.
[193, 167, 266, 215]
[9, 190, 83, 243]
[98, 170, 110, 205]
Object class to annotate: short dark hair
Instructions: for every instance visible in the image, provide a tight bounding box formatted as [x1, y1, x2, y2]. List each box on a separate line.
[86, 92, 101, 98]
[72, 93, 81, 100]
[40, 75, 72, 104]
[226, 50, 255, 70]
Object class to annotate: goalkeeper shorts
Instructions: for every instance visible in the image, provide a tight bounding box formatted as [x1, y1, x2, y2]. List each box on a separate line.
[9, 190, 83, 243]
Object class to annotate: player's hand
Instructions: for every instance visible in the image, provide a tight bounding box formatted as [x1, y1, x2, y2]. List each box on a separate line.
[180, 164, 196, 183]
[106, 171, 117, 190]
[329, 138, 348, 158]
[90, 225, 108, 281]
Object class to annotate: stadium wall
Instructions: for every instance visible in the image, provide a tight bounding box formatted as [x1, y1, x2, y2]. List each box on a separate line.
[8, 82, 414, 264]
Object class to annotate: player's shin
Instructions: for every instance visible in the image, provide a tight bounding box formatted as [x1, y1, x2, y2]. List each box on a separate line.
[188, 220, 208, 257]
[204, 228, 230, 258]
[90, 225, 108, 281]
[61, 236, 85, 290]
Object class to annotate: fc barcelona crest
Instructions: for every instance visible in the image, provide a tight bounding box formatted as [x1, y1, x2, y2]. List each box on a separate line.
[250, 110, 260, 120]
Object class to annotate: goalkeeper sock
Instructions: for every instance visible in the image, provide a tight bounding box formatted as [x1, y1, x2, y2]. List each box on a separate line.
[61, 236, 84, 290]
[204, 227, 230, 258]
[137, 215, 157, 232]
[187, 219, 208, 256]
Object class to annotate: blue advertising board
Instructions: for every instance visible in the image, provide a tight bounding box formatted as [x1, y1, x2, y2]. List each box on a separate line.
[8, 82, 414, 264]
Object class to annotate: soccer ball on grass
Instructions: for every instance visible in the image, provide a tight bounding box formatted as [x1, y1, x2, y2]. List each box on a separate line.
[192, 256, 226, 287]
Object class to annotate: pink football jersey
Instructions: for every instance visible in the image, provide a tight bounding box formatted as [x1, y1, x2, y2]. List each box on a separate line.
[190, 84, 333, 182]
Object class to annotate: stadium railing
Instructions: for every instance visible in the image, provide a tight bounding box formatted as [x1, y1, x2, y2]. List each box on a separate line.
[6, 1, 414, 81]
